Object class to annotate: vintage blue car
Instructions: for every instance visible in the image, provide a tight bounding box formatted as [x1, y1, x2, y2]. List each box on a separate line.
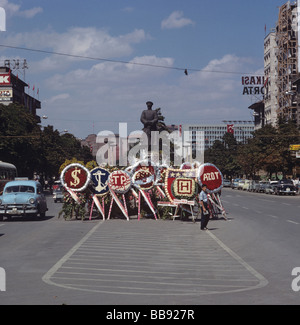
[0, 179, 48, 220]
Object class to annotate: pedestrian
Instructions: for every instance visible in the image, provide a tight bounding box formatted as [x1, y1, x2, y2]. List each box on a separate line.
[199, 184, 210, 230]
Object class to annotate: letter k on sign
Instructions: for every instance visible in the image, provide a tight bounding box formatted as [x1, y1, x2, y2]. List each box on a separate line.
[0, 75, 10, 84]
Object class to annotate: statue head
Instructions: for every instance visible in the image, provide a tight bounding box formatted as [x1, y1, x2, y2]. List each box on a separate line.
[146, 101, 153, 109]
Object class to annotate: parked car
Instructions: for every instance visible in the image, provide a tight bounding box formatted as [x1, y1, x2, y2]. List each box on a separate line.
[0, 179, 48, 220]
[249, 180, 259, 192]
[242, 180, 251, 191]
[264, 183, 275, 194]
[273, 180, 297, 196]
[223, 179, 231, 187]
[237, 179, 245, 190]
[254, 182, 261, 192]
[53, 188, 64, 203]
[258, 181, 268, 193]
[231, 178, 240, 189]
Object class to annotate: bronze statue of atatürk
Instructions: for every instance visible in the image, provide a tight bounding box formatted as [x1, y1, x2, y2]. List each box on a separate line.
[140, 101, 159, 150]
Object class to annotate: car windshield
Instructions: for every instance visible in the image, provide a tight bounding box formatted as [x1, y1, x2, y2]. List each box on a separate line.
[5, 186, 35, 193]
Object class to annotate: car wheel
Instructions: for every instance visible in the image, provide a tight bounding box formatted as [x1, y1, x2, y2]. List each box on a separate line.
[0, 215, 3, 221]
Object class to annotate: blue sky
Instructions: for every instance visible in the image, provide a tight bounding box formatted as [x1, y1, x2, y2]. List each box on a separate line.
[0, 0, 288, 138]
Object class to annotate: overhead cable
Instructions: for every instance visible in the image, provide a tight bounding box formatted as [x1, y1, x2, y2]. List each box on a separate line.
[0, 44, 263, 76]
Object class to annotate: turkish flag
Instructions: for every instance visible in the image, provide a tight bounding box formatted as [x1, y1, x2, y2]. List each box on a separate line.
[227, 124, 234, 134]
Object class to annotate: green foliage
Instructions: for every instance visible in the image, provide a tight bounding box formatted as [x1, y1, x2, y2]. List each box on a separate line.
[205, 133, 241, 177]
[0, 103, 93, 178]
[205, 120, 300, 178]
[58, 191, 89, 220]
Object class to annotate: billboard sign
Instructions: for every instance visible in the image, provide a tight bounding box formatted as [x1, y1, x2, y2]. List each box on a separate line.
[289, 144, 300, 151]
[0, 73, 10, 85]
[0, 88, 12, 101]
[242, 76, 265, 95]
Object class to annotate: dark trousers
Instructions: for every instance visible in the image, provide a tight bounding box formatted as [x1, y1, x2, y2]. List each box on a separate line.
[201, 202, 210, 229]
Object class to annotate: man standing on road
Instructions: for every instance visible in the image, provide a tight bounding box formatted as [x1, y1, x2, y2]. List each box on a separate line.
[199, 184, 210, 230]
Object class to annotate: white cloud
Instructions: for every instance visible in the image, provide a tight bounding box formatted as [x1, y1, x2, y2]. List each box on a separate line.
[2, 24, 257, 137]
[40, 53, 258, 138]
[2, 27, 148, 73]
[161, 11, 195, 30]
[0, 0, 42, 18]
[19, 7, 43, 19]
[45, 93, 70, 104]
[122, 7, 134, 13]
[44, 55, 174, 92]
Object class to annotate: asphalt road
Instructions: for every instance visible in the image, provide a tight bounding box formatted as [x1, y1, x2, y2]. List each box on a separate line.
[0, 188, 300, 305]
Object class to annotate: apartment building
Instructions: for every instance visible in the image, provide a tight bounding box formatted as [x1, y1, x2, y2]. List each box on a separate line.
[275, 1, 299, 124]
[264, 32, 278, 126]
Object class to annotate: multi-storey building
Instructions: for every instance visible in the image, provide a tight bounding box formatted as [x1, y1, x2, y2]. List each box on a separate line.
[0, 66, 41, 119]
[264, 31, 278, 126]
[182, 122, 254, 151]
[275, 1, 299, 124]
[259, 1, 300, 128]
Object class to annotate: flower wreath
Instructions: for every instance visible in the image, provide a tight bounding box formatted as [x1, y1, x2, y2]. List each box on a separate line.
[171, 177, 197, 200]
[108, 170, 132, 194]
[60, 163, 91, 192]
[133, 169, 155, 191]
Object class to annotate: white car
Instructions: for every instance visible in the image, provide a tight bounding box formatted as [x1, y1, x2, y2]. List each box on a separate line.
[242, 180, 251, 191]
[237, 180, 245, 190]
[53, 188, 64, 203]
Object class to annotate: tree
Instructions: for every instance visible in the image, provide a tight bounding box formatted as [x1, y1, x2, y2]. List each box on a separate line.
[237, 120, 300, 179]
[276, 119, 299, 176]
[0, 104, 41, 176]
[205, 133, 241, 178]
[39, 128, 93, 178]
[0, 103, 93, 179]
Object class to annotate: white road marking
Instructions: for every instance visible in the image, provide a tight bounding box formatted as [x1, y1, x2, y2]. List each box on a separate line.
[42, 221, 105, 287]
[207, 231, 268, 291]
[43, 221, 268, 296]
[287, 220, 299, 225]
[268, 215, 278, 219]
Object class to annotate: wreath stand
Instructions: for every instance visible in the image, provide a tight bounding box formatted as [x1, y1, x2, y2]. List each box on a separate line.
[158, 199, 195, 221]
[137, 189, 158, 220]
[172, 199, 195, 221]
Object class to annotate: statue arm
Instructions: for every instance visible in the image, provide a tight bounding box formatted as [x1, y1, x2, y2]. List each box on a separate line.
[151, 110, 158, 125]
[140, 111, 149, 125]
